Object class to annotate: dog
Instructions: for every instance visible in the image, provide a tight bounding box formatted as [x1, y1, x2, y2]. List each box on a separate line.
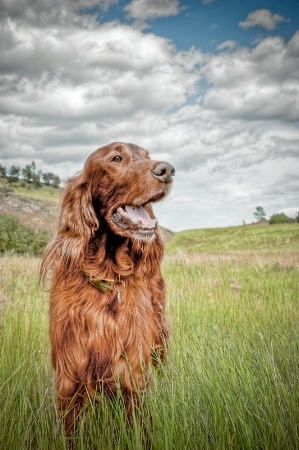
[40, 142, 175, 437]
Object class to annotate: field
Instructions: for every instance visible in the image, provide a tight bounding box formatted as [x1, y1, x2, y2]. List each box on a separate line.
[0, 224, 299, 449]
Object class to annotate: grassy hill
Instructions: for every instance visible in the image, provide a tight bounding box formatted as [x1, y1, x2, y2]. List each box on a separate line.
[0, 178, 61, 202]
[1, 180, 298, 256]
[165, 223, 299, 254]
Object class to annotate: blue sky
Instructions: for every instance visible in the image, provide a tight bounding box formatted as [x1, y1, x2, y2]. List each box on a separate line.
[147, 1, 298, 50]
[100, 0, 299, 51]
[0, 0, 298, 230]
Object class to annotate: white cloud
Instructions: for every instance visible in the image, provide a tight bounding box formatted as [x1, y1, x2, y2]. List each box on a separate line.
[124, 0, 180, 22]
[0, 0, 118, 27]
[0, 1, 298, 230]
[217, 41, 237, 51]
[280, 207, 298, 219]
[239, 9, 288, 31]
[202, 33, 299, 121]
[0, 20, 202, 125]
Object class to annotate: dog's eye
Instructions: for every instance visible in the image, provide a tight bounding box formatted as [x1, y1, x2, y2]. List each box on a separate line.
[113, 155, 122, 163]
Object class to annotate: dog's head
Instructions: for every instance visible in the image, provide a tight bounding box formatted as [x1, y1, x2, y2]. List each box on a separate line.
[61, 142, 175, 242]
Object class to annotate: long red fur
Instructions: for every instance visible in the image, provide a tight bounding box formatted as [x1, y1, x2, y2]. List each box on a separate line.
[40, 142, 173, 436]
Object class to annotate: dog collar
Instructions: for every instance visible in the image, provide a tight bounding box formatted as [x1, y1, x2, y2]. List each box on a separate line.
[89, 275, 125, 302]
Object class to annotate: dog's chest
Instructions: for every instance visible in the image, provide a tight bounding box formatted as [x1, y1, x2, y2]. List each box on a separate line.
[116, 281, 157, 349]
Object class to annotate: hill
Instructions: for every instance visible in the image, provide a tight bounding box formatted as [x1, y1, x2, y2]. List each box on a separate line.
[1, 181, 298, 256]
[165, 223, 299, 254]
[0, 192, 59, 231]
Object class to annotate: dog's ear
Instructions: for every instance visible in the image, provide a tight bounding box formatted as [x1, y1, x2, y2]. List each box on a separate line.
[59, 174, 99, 239]
[57, 174, 99, 265]
[40, 174, 99, 281]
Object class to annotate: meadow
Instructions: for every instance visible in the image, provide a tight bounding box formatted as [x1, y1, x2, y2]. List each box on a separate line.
[0, 224, 299, 449]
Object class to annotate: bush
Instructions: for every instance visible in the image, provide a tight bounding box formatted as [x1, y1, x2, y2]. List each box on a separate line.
[0, 215, 50, 256]
[0, 184, 13, 196]
[269, 212, 294, 224]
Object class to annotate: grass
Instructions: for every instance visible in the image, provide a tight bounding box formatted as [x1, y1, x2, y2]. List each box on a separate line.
[0, 178, 60, 203]
[163, 254, 299, 449]
[1, 240, 299, 449]
[166, 223, 299, 253]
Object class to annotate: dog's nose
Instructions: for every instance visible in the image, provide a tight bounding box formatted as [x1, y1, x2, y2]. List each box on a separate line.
[152, 162, 175, 184]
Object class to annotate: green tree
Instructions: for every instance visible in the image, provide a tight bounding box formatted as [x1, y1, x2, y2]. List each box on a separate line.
[42, 171, 61, 187]
[32, 169, 42, 188]
[22, 161, 37, 183]
[0, 164, 6, 178]
[42, 172, 51, 185]
[254, 206, 266, 222]
[7, 165, 20, 181]
[21, 161, 42, 187]
[52, 174, 61, 188]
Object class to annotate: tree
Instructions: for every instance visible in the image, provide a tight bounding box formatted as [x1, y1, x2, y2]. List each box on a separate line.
[0, 164, 6, 178]
[42, 172, 52, 185]
[22, 161, 41, 186]
[7, 165, 21, 181]
[0, 161, 61, 189]
[22, 161, 36, 183]
[52, 174, 61, 188]
[295, 212, 299, 223]
[254, 206, 266, 222]
[42, 171, 61, 188]
[32, 170, 42, 188]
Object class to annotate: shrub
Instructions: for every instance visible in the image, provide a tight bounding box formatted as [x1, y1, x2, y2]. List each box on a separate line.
[0, 215, 50, 256]
[269, 212, 294, 224]
[0, 183, 13, 196]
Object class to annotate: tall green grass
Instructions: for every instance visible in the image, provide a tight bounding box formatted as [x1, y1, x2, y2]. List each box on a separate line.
[1, 253, 299, 449]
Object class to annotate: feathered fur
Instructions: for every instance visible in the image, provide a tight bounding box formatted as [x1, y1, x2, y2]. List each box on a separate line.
[40, 142, 174, 436]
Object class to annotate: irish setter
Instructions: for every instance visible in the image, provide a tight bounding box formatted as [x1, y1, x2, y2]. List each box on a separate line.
[40, 142, 175, 438]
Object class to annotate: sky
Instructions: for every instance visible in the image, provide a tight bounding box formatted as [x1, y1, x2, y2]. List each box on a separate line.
[0, 0, 299, 231]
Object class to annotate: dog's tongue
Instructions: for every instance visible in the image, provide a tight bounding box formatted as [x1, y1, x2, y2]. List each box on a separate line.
[125, 205, 157, 228]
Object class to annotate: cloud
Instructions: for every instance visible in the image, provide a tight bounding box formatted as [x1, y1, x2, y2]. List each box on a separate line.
[0, 20, 202, 120]
[217, 40, 237, 51]
[124, 0, 180, 23]
[0, 0, 122, 25]
[280, 207, 299, 219]
[202, 33, 299, 121]
[0, 14, 204, 175]
[0, 1, 298, 230]
[239, 9, 288, 31]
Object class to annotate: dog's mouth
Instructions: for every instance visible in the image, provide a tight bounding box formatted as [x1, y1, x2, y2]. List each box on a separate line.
[112, 204, 157, 237]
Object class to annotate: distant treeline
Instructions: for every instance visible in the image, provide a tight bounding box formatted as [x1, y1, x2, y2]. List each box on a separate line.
[0, 161, 61, 188]
[253, 206, 299, 225]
